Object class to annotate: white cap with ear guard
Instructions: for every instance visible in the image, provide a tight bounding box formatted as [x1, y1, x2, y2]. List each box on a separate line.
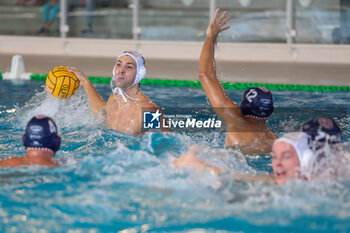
[111, 51, 146, 102]
[273, 132, 314, 173]
[118, 50, 146, 86]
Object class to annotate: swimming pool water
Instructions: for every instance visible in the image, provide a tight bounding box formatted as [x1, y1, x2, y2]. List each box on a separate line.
[0, 80, 349, 232]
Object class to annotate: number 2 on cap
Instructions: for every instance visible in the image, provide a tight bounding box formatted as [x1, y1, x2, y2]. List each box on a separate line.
[246, 89, 257, 103]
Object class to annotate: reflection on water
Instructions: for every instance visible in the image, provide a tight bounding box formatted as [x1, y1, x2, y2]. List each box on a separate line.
[0, 80, 350, 232]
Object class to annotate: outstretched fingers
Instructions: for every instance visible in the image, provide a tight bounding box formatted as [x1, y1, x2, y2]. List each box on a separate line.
[220, 14, 231, 26]
[66, 66, 79, 73]
[210, 8, 220, 24]
[211, 9, 231, 33]
[218, 11, 231, 30]
[217, 10, 228, 22]
[219, 24, 230, 33]
[66, 66, 87, 83]
[67, 67, 84, 77]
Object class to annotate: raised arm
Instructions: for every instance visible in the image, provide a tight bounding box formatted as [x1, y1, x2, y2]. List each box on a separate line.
[199, 9, 234, 109]
[67, 66, 107, 118]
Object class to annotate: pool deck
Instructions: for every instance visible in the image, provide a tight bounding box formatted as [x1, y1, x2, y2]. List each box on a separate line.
[0, 36, 350, 86]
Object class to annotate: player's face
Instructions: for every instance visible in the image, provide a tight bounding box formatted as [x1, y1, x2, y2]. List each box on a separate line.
[271, 141, 301, 185]
[114, 55, 137, 89]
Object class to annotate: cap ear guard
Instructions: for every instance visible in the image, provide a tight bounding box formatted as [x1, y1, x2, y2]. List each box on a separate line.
[52, 135, 61, 153]
[135, 65, 146, 85]
[22, 133, 26, 146]
[114, 51, 146, 87]
[23, 132, 31, 148]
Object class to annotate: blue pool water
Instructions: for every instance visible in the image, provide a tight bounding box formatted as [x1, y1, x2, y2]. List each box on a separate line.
[0, 80, 350, 232]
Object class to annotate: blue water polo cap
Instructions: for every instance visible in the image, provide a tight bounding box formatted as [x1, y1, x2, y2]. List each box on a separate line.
[22, 115, 61, 153]
[301, 116, 342, 146]
[240, 87, 274, 119]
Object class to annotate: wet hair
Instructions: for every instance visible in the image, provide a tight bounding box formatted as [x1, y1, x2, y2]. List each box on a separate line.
[22, 115, 61, 153]
[240, 87, 274, 119]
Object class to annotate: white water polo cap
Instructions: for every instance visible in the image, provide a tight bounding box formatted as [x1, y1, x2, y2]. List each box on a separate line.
[111, 51, 146, 102]
[114, 50, 146, 86]
[273, 132, 314, 172]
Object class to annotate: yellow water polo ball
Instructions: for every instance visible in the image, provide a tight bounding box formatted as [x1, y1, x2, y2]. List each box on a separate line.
[46, 66, 80, 99]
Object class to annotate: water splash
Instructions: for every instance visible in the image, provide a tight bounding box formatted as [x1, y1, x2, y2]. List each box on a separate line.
[14, 87, 101, 130]
[302, 144, 350, 181]
[1, 81, 350, 232]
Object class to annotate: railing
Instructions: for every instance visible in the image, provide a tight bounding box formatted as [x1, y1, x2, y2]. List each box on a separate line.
[60, 0, 68, 38]
[0, 0, 348, 44]
[286, 0, 296, 45]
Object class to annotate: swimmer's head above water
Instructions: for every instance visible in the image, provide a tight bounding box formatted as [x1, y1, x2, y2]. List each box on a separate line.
[22, 115, 61, 155]
[272, 120, 343, 185]
[110, 50, 146, 102]
[272, 132, 313, 185]
[174, 121, 344, 184]
[240, 87, 274, 120]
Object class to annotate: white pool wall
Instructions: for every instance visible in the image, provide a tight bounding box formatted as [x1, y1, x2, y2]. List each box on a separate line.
[0, 35, 349, 86]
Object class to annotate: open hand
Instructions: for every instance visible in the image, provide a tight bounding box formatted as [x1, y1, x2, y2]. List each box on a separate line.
[207, 8, 231, 40]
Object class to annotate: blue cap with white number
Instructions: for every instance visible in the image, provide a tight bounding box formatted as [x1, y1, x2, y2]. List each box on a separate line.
[240, 87, 274, 119]
[301, 116, 342, 146]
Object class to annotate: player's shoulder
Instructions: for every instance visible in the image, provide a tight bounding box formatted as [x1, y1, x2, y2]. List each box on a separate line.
[222, 107, 246, 125]
[0, 156, 24, 167]
[266, 129, 278, 140]
[139, 95, 159, 109]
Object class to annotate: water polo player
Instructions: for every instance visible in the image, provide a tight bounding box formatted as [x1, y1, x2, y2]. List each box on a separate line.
[174, 132, 337, 185]
[67, 51, 160, 136]
[0, 115, 60, 167]
[198, 9, 277, 154]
